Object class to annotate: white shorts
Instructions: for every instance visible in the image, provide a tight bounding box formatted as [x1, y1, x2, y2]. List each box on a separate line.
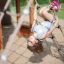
[31, 21, 52, 39]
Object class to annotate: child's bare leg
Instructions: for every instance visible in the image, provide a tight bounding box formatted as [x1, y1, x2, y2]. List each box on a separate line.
[39, 6, 54, 22]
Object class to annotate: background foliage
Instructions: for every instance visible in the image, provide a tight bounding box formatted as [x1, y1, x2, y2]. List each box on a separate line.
[11, 0, 64, 19]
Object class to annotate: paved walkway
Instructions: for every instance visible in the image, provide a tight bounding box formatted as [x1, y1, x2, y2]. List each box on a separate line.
[0, 37, 64, 64]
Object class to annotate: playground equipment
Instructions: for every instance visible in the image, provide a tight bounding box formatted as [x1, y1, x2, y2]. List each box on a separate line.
[0, 0, 11, 63]
[0, 0, 11, 50]
[0, 24, 3, 50]
[0, 0, 35, 49]
[16, 0, 21, 21]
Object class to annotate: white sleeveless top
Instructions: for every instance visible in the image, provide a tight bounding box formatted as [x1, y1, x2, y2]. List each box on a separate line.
[31, 21, 53, 39]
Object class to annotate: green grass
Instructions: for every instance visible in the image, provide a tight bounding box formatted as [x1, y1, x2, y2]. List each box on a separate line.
[57, 4, 64, 19]
[57, 9, 64, 19]
[10, 3, 64, 19]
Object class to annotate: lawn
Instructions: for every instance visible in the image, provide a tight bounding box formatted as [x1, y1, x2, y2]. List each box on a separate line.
[10, 1, 64, 19]
[57, 4, 64, 19]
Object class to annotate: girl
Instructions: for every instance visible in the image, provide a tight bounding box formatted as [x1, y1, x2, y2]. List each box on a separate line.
[27, 0, 60, 53]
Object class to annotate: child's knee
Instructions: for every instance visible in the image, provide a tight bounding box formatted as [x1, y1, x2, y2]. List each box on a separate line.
[39, 7, 47, 16]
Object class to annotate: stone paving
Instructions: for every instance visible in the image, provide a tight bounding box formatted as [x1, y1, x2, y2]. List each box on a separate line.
[0, 20, 64, 64]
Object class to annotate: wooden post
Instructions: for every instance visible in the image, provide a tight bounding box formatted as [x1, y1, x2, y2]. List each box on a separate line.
[16, 0, 21, 22]
[16, 0, 35, 37]
[0, 25, 3, 50]
[29, 0, 35, 27]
